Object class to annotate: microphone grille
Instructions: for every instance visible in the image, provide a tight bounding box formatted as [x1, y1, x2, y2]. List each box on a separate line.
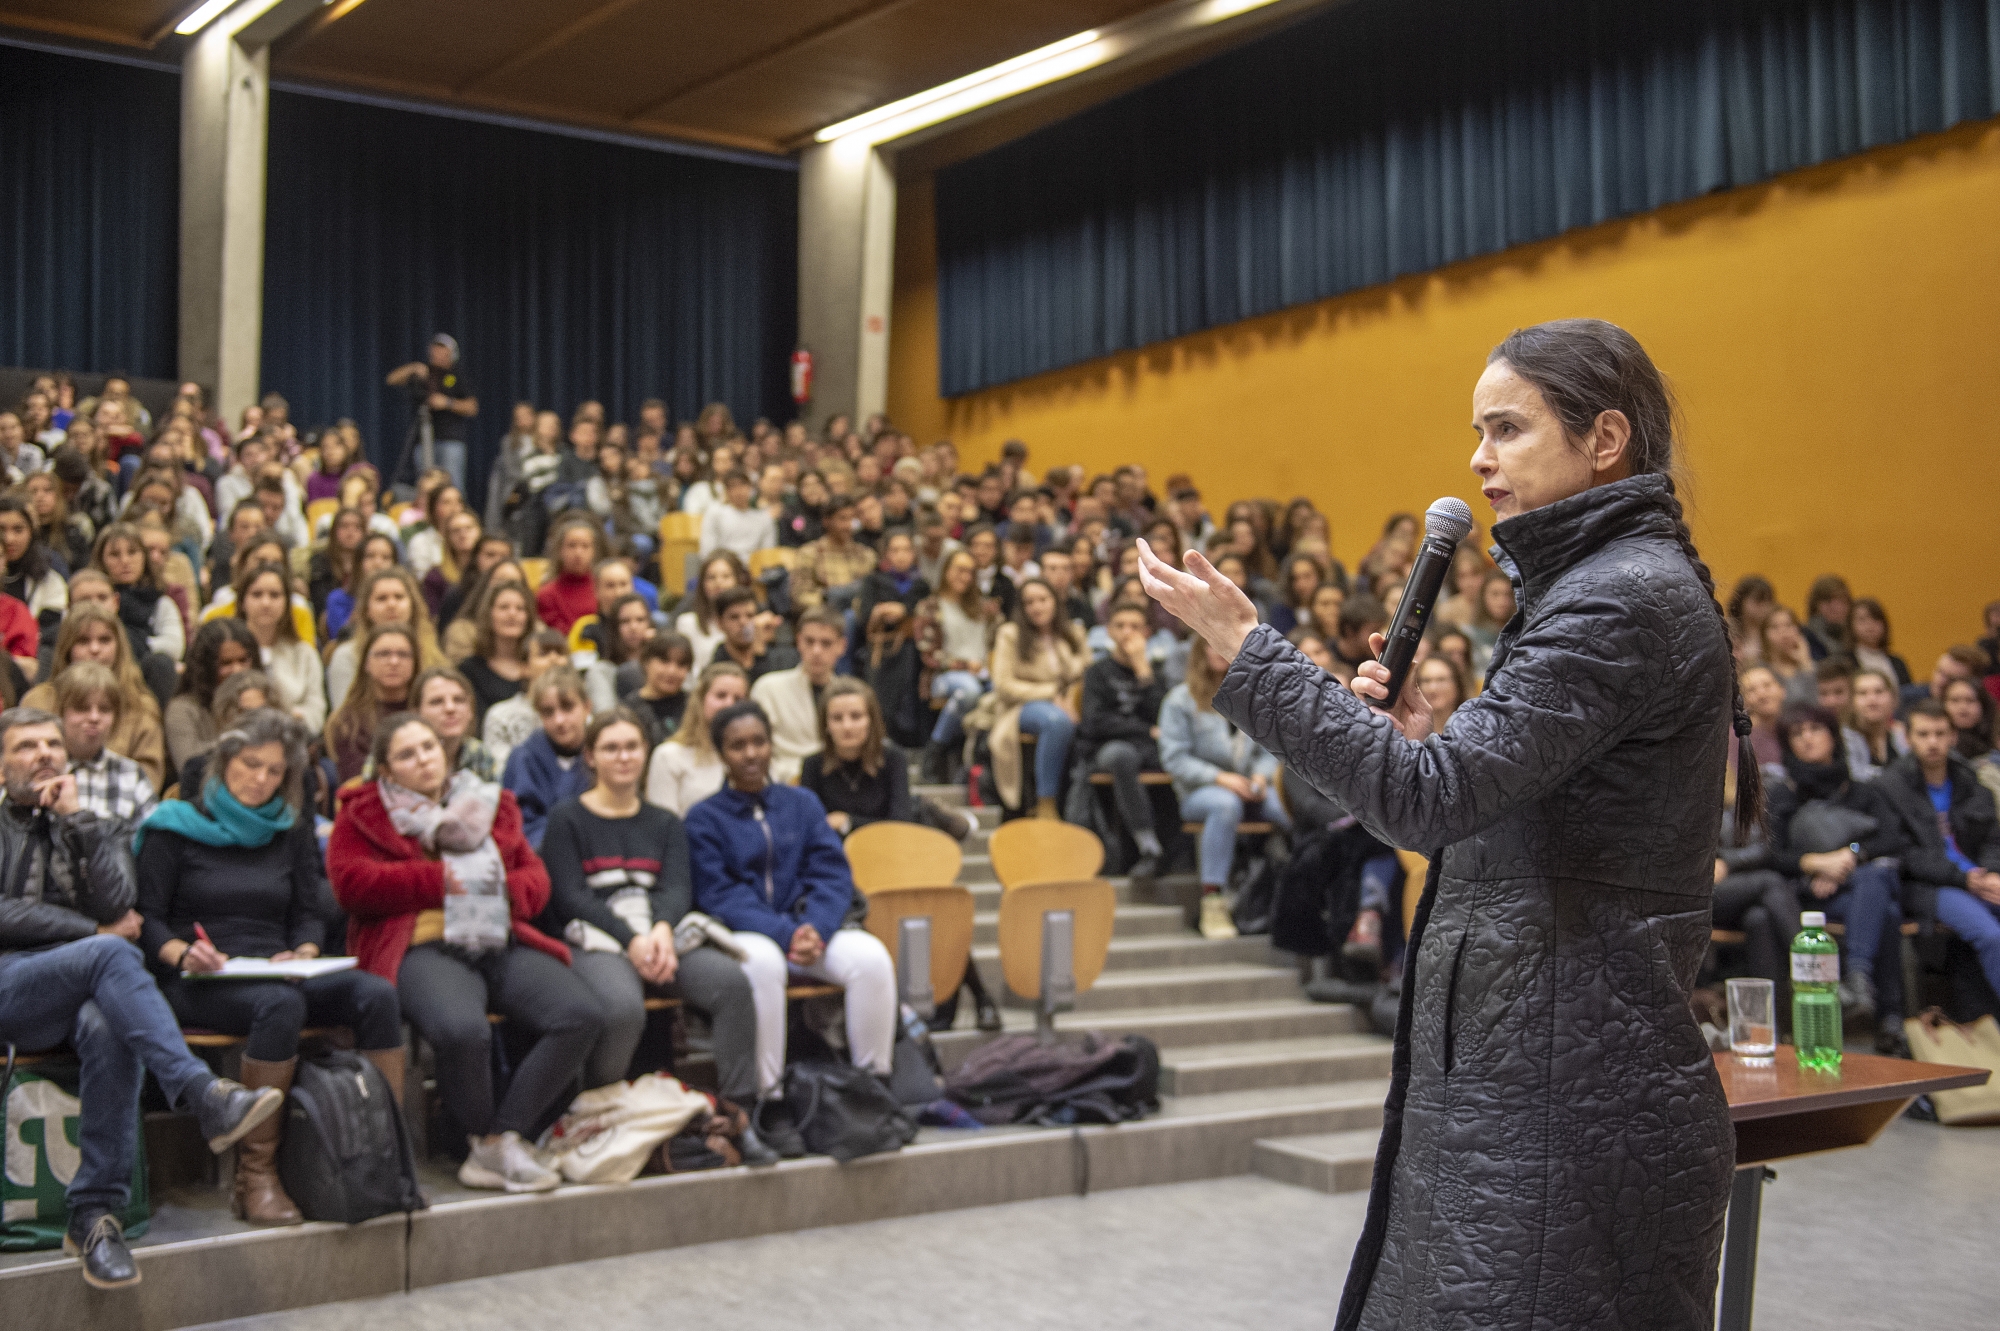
[1425, 497, 1475, 545]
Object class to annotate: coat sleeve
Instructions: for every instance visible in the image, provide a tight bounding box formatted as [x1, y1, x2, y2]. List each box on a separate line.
[135, 828, 185, 962]
[1216, 584, 1671, 850]
[685, 804, 796, 946]
[286, 819, 328, 952]
[327, 810, 446, 918]
[65, 810, 138, 925]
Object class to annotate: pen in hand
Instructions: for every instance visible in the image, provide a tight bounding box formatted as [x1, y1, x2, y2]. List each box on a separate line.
[184, 923, 228, 974]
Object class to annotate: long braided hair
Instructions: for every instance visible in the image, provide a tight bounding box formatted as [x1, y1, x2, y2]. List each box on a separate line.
[1489, 318, 1764, 843]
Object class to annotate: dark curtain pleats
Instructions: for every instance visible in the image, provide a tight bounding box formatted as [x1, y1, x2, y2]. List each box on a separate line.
[936, 0, 2000, 396]
[0, 44, 181, 379]
[262, 91, 798, 502]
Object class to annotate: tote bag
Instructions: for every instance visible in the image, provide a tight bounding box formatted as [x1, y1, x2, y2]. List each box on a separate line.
[1903, 1011, 2000, 1125]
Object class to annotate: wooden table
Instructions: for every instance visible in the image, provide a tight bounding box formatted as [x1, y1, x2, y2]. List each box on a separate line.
[1714, 1050, 1990, 1330]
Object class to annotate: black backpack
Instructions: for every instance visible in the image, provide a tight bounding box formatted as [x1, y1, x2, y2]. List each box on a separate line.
[780, 1060, 918, 1162]
[944, 1033, 1161, 1126]
[277, 1049, 426, 1223]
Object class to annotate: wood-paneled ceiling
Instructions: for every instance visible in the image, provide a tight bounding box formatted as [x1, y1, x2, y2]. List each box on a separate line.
[0, 0, 1173, 155]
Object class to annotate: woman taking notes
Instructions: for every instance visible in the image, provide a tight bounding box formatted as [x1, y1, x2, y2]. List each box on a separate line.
[1138, 320, 1746, 1330]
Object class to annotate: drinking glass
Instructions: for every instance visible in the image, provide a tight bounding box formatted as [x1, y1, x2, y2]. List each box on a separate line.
[1727, 978, 1777, 1063]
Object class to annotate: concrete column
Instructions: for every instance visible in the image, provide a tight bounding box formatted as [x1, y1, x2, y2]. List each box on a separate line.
[797, 138, 897, 431]
[178, 0, 322, 422]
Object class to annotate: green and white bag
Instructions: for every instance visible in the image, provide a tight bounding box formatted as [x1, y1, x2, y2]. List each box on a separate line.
[2, 1051, 150, 1251]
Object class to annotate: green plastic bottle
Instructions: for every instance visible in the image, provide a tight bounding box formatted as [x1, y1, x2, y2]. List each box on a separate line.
[1791, 910, 1843, 1072]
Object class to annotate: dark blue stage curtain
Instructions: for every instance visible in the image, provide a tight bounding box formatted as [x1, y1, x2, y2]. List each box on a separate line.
[261, 90, 797, 502]
[0, 43, 181, 380]
[935, 0, 2000, 395]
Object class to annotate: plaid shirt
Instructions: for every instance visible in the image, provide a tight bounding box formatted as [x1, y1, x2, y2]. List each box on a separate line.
[790, 537, 878, 610]
[71, 748, 157, 828]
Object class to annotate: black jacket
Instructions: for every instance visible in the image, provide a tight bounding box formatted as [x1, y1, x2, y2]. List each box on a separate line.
[1721, 757, 1910, 879]
[1218, 476, 1733, 1330]
[0, 800, 139, 959]
[800, 742, 914, 831]
[1078, 656, 1165, 751]
[1873, 752, 2000, 917]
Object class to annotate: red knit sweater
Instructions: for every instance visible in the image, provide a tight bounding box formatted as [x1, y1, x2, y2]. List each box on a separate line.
[327, 781, 568, 981]
[536, 571, 596, 636]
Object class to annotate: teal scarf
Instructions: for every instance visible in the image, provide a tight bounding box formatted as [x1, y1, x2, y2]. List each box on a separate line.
[134, 783, 296, 856]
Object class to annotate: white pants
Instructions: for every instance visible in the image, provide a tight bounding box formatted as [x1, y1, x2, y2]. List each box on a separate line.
[736, 928, 897, 1095]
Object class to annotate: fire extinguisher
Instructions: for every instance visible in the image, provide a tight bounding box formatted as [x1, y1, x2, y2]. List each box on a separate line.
[790, 348, 813, 406]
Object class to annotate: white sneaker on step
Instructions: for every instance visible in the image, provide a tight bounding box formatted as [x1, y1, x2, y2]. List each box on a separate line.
[1199, 893, 1238, 940]
[458, 1131, 561, 1193]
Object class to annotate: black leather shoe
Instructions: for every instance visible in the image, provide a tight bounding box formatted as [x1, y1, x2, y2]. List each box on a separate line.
[974, 992, 1004, 1033]
[735, 1121, 780, 1168]
[1126, 854, 1160, 885]
[753, 1097, 807, 1159]
[191, 1077, 285, 1154]
[64, 1210, 140, 1289]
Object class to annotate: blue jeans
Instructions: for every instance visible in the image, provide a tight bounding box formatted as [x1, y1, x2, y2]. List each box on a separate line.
[1934, 886, 2000, 997]
[0, 935, 218, 1215]
[433, 439, 466, 493]
[1016, 701, 1075, 803]
[1819, 860, 1904, 1018]
[930, 671, 986, 745]
[1181, 782, 1290, 886]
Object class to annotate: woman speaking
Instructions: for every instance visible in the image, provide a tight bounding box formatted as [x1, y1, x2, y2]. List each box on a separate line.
[1139, 319, 1755, 1330]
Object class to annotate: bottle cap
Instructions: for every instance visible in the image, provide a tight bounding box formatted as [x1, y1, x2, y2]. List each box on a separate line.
[1800, 911, 1826, 928]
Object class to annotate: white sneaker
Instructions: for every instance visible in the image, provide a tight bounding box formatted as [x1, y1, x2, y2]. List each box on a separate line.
[1199, 893, 1239, 940]
[962, 810, 980, 838]
[458, 1131, 561, 1193]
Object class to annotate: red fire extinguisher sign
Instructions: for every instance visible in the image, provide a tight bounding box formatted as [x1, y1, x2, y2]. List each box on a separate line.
[790, 349, 813, 405]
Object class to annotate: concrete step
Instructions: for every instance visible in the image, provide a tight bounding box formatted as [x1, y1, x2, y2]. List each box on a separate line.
[962, 852, 995, 885]
[1251, 1129, 1382, 1195]
[0, 1079, 1386, 1330]
[928, 999, 1373, 1072]
[1063, 963, 1303, 1013]
[1158, 1036, 1393, 1096]
[972, 902, 1186, 946]
[970, 934, 1276, 988]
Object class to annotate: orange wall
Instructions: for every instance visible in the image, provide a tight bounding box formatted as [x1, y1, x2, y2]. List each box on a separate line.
[888, 118, 2000, 669]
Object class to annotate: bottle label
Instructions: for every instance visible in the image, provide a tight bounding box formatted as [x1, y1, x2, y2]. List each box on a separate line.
[1791, 952, 1839, 983]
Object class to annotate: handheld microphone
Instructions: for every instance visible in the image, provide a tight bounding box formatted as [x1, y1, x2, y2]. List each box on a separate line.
[1374, 497, 1475, 704]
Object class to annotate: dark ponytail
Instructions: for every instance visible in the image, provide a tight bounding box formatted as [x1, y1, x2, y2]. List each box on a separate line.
[1490, 319, 1764, 843]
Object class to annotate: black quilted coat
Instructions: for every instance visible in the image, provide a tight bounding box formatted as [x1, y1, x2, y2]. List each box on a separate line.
[1216, 476, 1734, 1330]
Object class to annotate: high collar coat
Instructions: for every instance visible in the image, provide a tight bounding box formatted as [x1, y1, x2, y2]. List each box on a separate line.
[1216, 475, 1734, 1330]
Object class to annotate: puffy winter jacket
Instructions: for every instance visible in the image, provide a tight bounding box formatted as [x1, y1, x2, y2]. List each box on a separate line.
[1218, 475, 1734, 1330]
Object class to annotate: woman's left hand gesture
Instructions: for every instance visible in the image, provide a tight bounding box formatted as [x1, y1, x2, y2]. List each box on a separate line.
[1135, 540, 1258, 661]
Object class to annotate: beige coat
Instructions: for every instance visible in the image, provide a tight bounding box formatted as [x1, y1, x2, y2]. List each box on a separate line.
[978, 622, 1088, 809]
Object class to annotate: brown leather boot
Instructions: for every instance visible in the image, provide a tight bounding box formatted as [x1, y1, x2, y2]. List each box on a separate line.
[232, 1057, 302, 1226]
[362, 1046, 406, 1108]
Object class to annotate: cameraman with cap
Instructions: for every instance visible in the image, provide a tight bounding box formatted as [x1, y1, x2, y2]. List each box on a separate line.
[386, 333, 479, 491]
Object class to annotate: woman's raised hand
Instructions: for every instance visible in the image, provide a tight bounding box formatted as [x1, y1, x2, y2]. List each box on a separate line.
[1134, 540, 1259, 662]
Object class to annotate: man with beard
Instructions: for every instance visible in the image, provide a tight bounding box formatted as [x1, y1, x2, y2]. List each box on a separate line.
[0, 708, 281, 1289]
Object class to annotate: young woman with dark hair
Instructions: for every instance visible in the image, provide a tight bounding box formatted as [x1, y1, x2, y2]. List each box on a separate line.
[457, 578, 540, 725]
[307, 508, 367, 620]
[326, 625, 419, 781]
[1802, 575, 1852, 661]
[436, 533, 515, 633]
[0, 495, 67, 649]
[685, 701, 897, 1156]
[1759, 605, 1817, 706]
[324, 531, 398, 641]
[1138, 317, 1753, 1327]
[1266, 552, 1326, 636]
[675, 550, 751, 672]
[1942, 676, 1998, 765]
[136, 710, 401, 1224]
[303, 429, 353, 504]
[325, 567, 443, 714]
[1848, 668, 1909, 777]
[1847, 597, 1911, 688]
[1414, 655, 1467, 734]
[234, 562, 327, 735]
[166, 617, 260, 774]
[420, 509, 484, 621]
[1726, 575, 1776, 666]
[987, 577, 1089, 818]
[93, 521, 184, 663]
